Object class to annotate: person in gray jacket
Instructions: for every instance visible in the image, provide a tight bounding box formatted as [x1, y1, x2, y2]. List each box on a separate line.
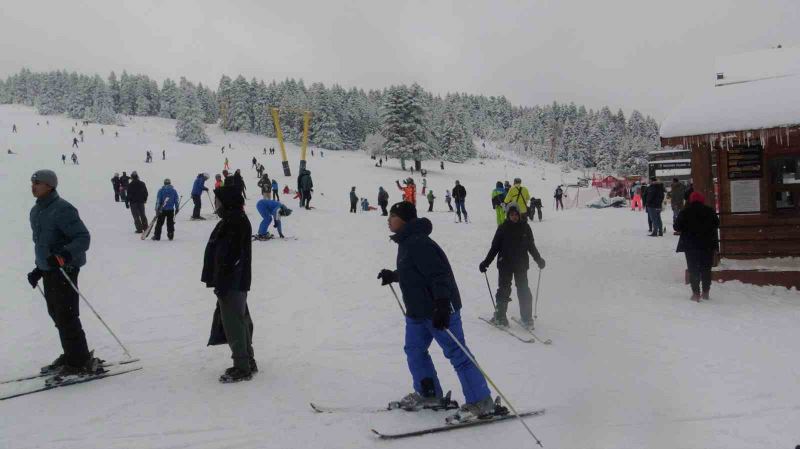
[26, 170, 102, 376]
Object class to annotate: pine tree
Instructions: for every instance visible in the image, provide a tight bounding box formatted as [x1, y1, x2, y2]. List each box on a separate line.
[85, 76, 117, 124]
[227, 75, 253, 131]
[380, 84, 434, 170]
[159, 78, 179, 119]
[175, 78, 209, 144]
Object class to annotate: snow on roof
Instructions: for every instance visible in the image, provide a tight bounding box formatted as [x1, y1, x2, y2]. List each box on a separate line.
[660, 75, 800, 138]
[715, 46, 800, 86]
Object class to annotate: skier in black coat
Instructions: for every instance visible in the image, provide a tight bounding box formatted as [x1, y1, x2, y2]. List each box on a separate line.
[119, 172, 131, 208]
[203, 185, 255, 383]
[645, 177, 666, 236]
[127, 172, 149, 233]
[674, 191, 720, 301]
[111, 173, 121, 202]
[479, 204, 545, 328]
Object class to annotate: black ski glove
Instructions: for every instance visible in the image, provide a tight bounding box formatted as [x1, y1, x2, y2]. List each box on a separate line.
[479, 260, 489, 273]
[377, 269, 397, 286]
[536, 258, 546, 270]
[27, 268, 43, 288]
[432, 298, 451, 330]
[46, 251, 71, 268]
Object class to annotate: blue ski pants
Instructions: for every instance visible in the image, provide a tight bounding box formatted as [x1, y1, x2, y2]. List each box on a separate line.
[404, 310, 491, 404]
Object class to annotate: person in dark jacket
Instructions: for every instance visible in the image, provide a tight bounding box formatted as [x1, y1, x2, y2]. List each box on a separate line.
[127, 171, 149, 233]
[554, 185, 564, 210]
[298, 169, 313, 209]
[452, 180, 468, 223]
[479, 204, 546, 327]
[203, 185, 256, 383]
[27, 170, 103, 376]
[645, 177, 666, 236]
[111, 173, 121, 202]
[378, 187, 389, 216]
[674, 191, 720, 301]
[377, 202, 494, 423]
[191, 173, 210, 220]
[231, 169, 247, 199]
[668, 178, 686, 228]
[119, 171, 131, 208]
[349, 187, 358, 213]
[257, 174, 271, 197]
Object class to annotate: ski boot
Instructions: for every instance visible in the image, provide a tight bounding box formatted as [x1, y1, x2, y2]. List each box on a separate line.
[489, 301, 510, 327]
[254, 233, 274, 241]
[219, 367, 253, 383]
[46, 352, 106, 386]
[446, 396, 499, 424]
[388, 391, 458, 411]
[518, 318, 535, 330]
[40, 354, 67, 375]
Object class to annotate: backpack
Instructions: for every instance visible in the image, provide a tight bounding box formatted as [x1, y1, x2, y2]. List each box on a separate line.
[491, 192, 504, 208]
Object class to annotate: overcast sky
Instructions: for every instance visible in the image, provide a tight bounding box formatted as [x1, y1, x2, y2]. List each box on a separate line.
[1, 0, 798, 121]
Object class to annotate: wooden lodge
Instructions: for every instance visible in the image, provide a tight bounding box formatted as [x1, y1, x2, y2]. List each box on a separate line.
[659, 47, 800, 289]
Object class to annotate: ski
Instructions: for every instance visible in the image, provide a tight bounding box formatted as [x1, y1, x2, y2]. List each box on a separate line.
[479, 317, 535, 343]
[311, 391, 458, 414]
[0, 365, 142, 401]
[141, 215, 158, 240]
[0, 358, 140, 385]
[310, 402, 390, 414]
[511, 318, 553, 345]
[371, 408, 546, 440]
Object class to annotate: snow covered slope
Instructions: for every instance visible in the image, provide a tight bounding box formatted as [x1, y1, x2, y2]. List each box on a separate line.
[1, 105, 798, 449]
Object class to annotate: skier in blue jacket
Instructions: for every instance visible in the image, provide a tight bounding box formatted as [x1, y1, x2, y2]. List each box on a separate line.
[377, 201, 495, 423]
[271, 179, 280, 200]
[255, 196, 289, 239]
[191, 173, 210, 220]
[153, 179, 180, 241]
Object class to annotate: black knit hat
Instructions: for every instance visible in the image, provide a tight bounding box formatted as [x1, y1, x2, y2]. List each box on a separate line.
[389, 201, 417, 222]
[214, 185, 244, 210]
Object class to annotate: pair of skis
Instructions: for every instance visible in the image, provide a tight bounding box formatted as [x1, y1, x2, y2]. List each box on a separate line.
[311, 397, 545, 440]
[0, 358, 142, 401]
[480, 317, 552, 345]
[141, 196, 185, 240]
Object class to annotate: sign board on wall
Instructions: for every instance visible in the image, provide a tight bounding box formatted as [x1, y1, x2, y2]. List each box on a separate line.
[730, 179, 761, 213]
[727, 143, 762, 180]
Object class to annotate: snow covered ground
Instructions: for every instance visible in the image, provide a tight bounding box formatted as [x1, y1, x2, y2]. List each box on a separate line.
[1, 104, 798, 449]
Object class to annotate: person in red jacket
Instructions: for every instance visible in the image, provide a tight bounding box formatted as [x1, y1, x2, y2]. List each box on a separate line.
[395, 178, 417, 205]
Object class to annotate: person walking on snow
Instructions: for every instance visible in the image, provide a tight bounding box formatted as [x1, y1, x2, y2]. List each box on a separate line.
[162, 150, 165, 160]
[251, 157, 257, 169]
[224, 158, 230, 171]
[630, 182, 643, 211]
[645, 177, 666, 236]
[255, 196, 289, 239]
[152, 179, 179, 241]
[396, 178, 417, 205]
[553, 185, 564, 210]
[378, 187, 389, 216]
[191, 173, 210, 220]
[127, 171, 149, 233]
[71, 137, 79, 149]
[426, 190, 435, 212]
[491, 182, 506, 226]
[668, 178, 686, 229]
[529, 196, 543, 222]
[445, 190, 453, 212]
[214, 174, 223, 190]
[377, 202, 496, 422]
[422, 178, 427, 195]
[231, 169, 247, 199]
[674, 191, 719, 302]
[27, 170, 103, 376]
[71, 152, 78, 165]
[203, 186, 256, 382]
[258, 174, 271, 197]
[111, 173, 121, 202]
[298, 169, 313, 209]
[119, 171, 130, 208]
[349, 187, 358, 213]
[12, 124, 17, 133]
[504, 178, 530, 219]
[271, 179, 280, 200]
[452, 180, 468, 223]
[61, 154, 66, 164]
[479, 204, 546, 328]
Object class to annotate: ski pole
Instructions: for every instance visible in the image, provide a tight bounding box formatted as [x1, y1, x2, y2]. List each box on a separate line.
[484, 272, 496, 311]
[443, 328, 544, 447]
[387, 284, 406, 316]
[36, 285, 45, 298]
[54, 258, 133, 360]
[533, 269, 542, 320]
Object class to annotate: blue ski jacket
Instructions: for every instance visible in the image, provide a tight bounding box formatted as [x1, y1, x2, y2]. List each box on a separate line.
[191, 175, 208, 196]
[30, 191, 90, 271]
[156, 185, 180, 211]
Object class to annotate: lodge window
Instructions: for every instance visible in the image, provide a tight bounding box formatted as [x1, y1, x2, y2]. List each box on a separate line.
[768, 156, 800, 216]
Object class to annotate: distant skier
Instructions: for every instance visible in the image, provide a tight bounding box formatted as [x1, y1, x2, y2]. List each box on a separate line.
[111, 173, 121, 202]
[674, 191, 719, 302]
[101, 128, 104, 135]
[127, 171, 149, 234]
[203, 185, 256, 383]
[426, 190, 435, 212]
[224, 158, 229, 170]
[255, 196, 289, 239]
[422, 178, 427, 195]
[377, 202, 495, 422]
[452, 180, 468, 222]
[491, 182, 506, 226]
[119, 171, 130, 208]
[221, 146, 225, 154]
[271, 179, 280, 200]
[504, 178, 530, 220]
[298, 169, 313, 209]
[349, 187, 358, 213]
[479, 204, 546, 328]
[152, 179, 179, 241]
[162, 149, 166, 160]
[12, 124, 17, 133]
[27, 169, 103, 376]
[61, 154, 66, 164]
[396, 178, 416, 205]
[378, 187, 389, 216]
[529, 196, 543, 222]
[71, 152, 78, 165]
[361, 197, 370, 211]
[191, 173, 210, 220]
[444, 189, 453, 212]
[79, 130, 84, 142]
[263, 148, 266, 155]
[251, 157, 257, 169]
[553, 185, 564, 210]
[7, 148, 15, 155]
[379, 158, 383, 167]
[115, 131, 119, 138]
[72, 138, 79, 148]
[440, 161, 444, 170]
